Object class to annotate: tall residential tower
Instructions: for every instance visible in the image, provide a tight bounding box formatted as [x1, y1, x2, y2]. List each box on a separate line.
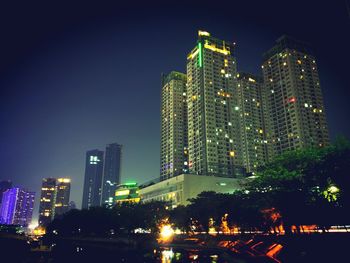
[160, 71, 188, 180]
[262, 36, 329, 158]
[186, 31, 242, 177]
[237, 73, 268, 172]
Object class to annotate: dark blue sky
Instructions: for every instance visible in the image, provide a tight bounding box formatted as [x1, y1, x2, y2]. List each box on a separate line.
[0, 1, 349, 221]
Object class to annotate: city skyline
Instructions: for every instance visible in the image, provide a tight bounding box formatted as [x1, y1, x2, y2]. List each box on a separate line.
[0, 1, 349, 221]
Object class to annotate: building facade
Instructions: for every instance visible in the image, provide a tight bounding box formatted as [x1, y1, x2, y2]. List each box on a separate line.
[186, 31, 242, 177]
[101, 143, 122, 206]
[0, 187, 35, 227]
[114, 183, 140, 204]
[82, 149, 104, 209]
[160, 71, 188, 181]
[262, 36, 329, 158]
[54, 178, 71, 216]
[140, 174, 243, 208]
[38, 178, 57, 226]
[237, 73, 268, 172]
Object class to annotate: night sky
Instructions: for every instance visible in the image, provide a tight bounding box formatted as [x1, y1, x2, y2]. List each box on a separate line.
[0, 1, 349, 221]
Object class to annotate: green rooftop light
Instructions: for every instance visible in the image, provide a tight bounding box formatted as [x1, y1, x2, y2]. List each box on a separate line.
[198, 42, 203, 68]
[124, 182, 137, 186]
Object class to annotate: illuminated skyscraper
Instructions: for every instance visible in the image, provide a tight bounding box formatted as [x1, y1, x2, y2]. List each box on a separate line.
[0, 187, 35, 227]
[160, 71, 188, 180]
[82, 149, 104, 209]
[101, 143, 122, 206]
[262, 36, 329, 158]
[186, 31, 243, 177]
[38, 178, 57, 226]
[236, 73, 268, 172]
[54, 178, 71, 216]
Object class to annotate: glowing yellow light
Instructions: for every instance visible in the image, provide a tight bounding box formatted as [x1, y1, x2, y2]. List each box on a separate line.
[198, 30, 211, 37]
[57, 178, 71, 183]
[323, 185, 340, 202]
[33, 227, 46, 236]
[115, 190, 130, 196]
[224, 59, 228, 67]
[187, 49, 199, 60]
[161, 225, 174, 238]
[248, 77, 256, 82]
[328, 185, 339, 194]
[230, 151, 235, 157]
[158, 222, 175, 244]
[297, 60, 302, 64]
[259, 129, 264, 134]
[204, 43, 230, 55]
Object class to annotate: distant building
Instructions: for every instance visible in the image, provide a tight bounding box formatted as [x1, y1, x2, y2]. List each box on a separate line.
[114, 183, 140, 204]
[160, 71, 188, 181]
[38, 178, 57, 226]
[82, 149, 104, 209]
[186, 31, 243, 177]
[0, 180, 12, 205]
[139, 174, 244, 208]
[262, 36, 329, 158]
[54, 178, 71, 216]
[236, 73, 268, 172]
[101, 143, 122, 206]
[0, 187, 35, 227]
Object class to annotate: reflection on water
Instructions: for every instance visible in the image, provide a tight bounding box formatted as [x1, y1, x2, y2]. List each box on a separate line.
[161, 248, 174, 263]
[157, 247, 229, 263]
[45, 241, 247, 262]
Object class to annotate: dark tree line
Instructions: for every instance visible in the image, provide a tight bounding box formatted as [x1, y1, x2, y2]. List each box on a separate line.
[47, 201, 168, 237]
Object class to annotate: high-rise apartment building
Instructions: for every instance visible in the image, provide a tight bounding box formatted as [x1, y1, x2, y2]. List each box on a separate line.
[262, 36, 329, 158]
[54, 178, 71, 216]
[0, 187, 35, 227]
[236, 73, 268, 172]
[82, 149, 104, 209]
[101, 143, 122, 206]
[38, 178, 57, 226]
[160, 71, 188, 180]
[186, 31, 242, 177]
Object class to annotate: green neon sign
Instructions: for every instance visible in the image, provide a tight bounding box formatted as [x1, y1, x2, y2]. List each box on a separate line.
[124, 182, 137, 186]
[198, 42, 203, 67]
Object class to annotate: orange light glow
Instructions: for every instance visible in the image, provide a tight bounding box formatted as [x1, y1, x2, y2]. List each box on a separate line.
[157, 219, 174, 244]
[33, 227, 46, 236]
[220, 213, 230, 234]
[266, 243, 283, 262]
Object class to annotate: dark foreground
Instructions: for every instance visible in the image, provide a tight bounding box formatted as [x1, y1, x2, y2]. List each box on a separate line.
[0, 233, 349, 262]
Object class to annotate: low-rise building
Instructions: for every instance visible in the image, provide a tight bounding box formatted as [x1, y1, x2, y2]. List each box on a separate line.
[114, 183, 140, 204]
[139, 174, 244, 208]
